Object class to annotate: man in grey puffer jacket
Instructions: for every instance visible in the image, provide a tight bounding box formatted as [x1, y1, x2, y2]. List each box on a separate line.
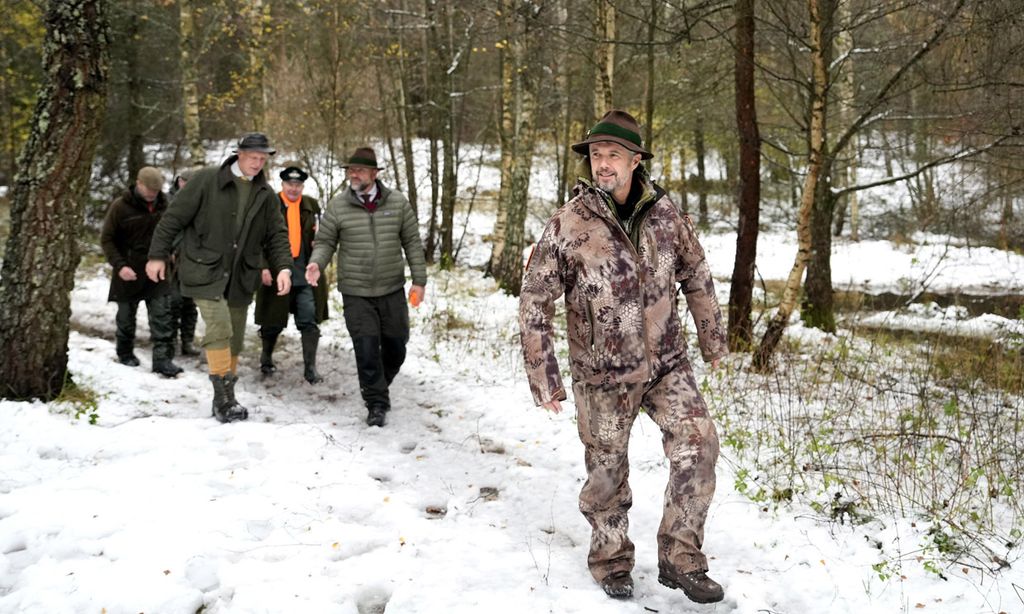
[306, 147, 427, 427]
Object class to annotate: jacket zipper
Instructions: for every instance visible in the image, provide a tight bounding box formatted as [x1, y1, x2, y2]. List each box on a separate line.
[593, 193, 655, 380]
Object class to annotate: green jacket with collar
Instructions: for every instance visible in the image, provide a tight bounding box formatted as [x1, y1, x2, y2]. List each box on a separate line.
[148, 156, 293, 306]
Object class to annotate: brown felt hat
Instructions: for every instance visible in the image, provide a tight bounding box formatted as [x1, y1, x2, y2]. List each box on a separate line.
[571, 110, 653, 160]
[341, 147, 384, 170]
[136, 166, 164, 191]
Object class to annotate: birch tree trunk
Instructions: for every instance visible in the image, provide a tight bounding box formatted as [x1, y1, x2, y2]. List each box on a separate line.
[179, 0, 204, 165]
[594, 0, 614, 118]
[752, 0, 828, 371]
[245, 0, 268, 130]
[727, 0, 760, 351]
[487, 30, 514, 278]
[0, 0, 110, 400]
[493, 0, 538, 296]
[554, 0, 572, 204]
[643, 0, 658, 156]
[393, 0, 418, 213]
[437, 0, 459, 270]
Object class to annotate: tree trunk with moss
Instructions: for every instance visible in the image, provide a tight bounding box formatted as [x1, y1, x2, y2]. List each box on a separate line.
[0, 0, 110, 400]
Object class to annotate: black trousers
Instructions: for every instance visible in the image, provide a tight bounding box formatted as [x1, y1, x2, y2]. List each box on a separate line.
[341, 290, 409, 410]
[115, 294, 174, 360]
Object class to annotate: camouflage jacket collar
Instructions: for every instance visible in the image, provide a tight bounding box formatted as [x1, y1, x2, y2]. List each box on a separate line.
[573, 160, 663, 244]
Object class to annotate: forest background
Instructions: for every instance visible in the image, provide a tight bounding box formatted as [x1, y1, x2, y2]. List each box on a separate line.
[0, 0, 1023, 602]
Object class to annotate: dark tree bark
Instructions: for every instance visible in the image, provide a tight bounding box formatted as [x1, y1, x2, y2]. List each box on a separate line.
[727, 0, 761, 351]
[0, 0, 110, 400]
[694, 119, 708, 228]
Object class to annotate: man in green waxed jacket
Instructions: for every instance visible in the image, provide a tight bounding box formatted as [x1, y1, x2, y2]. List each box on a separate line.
[146, 132, 294, 423]
[306, 147, 427, 428]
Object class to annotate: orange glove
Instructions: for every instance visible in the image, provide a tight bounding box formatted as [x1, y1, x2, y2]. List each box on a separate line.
[409, 285, 424, 307]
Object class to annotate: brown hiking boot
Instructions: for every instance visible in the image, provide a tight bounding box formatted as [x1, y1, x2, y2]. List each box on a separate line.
[658, 566, 724, 603]
[600, 571, 634, 599]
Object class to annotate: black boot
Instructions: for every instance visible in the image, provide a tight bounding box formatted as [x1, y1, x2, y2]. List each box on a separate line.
[301, 330, 324, 384]
[116, 339, 140, 367]
[367, 404, 389, 427]
[223, 373, 249, 420]
[180, 338, 201, 357]
[260, 334, 278, 375]
[210, 374, 246, 423]
[152, 341, 183, 378]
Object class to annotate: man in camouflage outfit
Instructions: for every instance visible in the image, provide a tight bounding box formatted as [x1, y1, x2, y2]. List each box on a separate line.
[519, 110, 727, 603]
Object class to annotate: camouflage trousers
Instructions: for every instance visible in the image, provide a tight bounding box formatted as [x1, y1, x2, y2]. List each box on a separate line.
[571, 361, 719, 584]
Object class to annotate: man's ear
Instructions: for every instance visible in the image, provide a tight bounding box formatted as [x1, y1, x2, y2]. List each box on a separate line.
[631, 154, 642, 170]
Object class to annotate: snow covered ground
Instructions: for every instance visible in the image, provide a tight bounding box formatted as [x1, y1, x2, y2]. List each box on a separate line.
[1, 228, 1023, 613]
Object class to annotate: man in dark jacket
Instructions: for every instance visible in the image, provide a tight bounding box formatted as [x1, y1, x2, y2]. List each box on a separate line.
[146, 133, 294, 423]
[254, 163, 329, 384]
[306, 147, 427, 427]
[519, 111, 727, 603]
[100, 166, 183, 378]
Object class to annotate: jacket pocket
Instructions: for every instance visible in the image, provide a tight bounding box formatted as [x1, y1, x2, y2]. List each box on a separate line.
[179, 246, 224, 286]
[584, 300, 596, 350]
[237, 251, 263, 292]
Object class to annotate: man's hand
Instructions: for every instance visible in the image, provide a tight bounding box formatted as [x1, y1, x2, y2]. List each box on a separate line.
[711, 358, 721, 370]
[145, 259, 166, 282]
[118, 266, 137, 282]
[276, 270, 292, 296]
[305, 262, 321, 286]
[541, 399, 563, 414]
[261, 268, 273, 286]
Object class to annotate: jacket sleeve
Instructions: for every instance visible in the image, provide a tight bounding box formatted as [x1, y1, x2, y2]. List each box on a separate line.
[675, 213, 728, 362]
[399, 199, 427, 287]
[518, 222, 568, 406]
[309, 196, 341, 271]
[100, 200, 127, 270]
[149, 175, 202, 261]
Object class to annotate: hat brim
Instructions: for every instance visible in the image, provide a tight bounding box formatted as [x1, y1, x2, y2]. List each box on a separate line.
[234, 147, 277, 155]
[571, 136, 653, 160]
[341, 163, 384, 170]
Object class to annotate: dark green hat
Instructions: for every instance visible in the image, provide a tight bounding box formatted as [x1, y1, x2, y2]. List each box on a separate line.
[571, 110, 652, 160]
[341, 147, 384, 170]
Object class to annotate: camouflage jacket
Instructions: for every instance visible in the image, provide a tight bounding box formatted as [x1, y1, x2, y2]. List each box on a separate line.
[518, 169, 727, 406]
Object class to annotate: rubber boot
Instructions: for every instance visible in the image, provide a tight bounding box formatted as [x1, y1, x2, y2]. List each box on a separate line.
[116, 339, 140, 367]
[301, 329, 324, 384]
[210, 375, 246, 423]
[223, 373, 249, 420]
[180, 338, 201, 357]
[260, 333, 278, 375]
[152, 341, 184, 377]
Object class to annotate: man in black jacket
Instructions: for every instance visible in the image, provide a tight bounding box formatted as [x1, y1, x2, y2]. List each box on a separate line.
[146, 133, 293, 422]
[254, 163, 329, 384]
[100, 166, 183, 377]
